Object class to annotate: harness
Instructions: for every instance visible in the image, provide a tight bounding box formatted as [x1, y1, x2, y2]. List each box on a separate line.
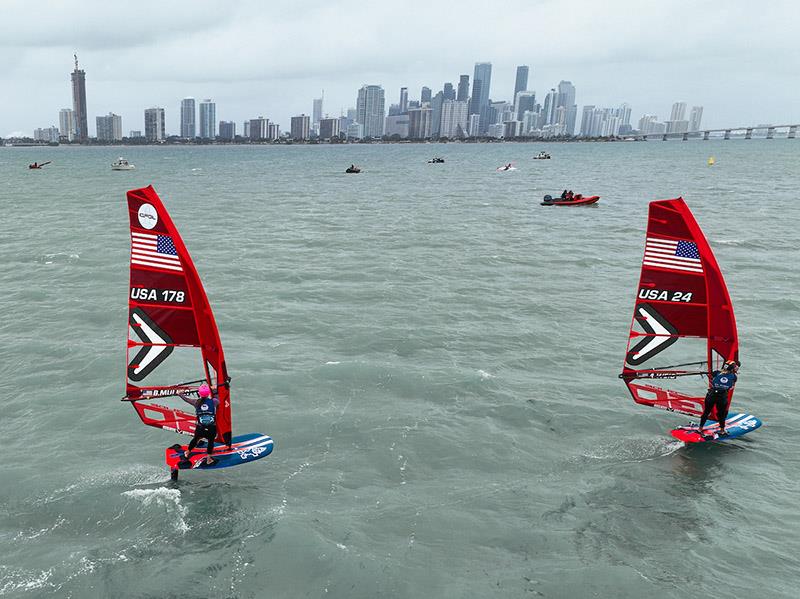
[196, 397, 216, 427]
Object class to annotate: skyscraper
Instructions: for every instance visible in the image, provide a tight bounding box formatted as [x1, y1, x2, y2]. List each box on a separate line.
[443, 83, 455, 101]
[514, 66, 529, 99]
[319, 118, 340, 139]
[515, 92, 536, 121]
[181, 98, 196, 138]
[291, 114, 311, 140]
[439, 100, 469, 138]
[96, 113, 122, 141]
[457, 75, 470, 102]
[542, 89, 559, 126]
[556, 81, 577, 135]
[70, 54, 88, 142]
[59, 108, 74, 141]
[218, 121, 236, 140]
[356, 85, 386, 138]
[689, 106, 703, 132]
[430, 91, 444, 137]
[408, 107, 432, 139]
[399, 87, 408, 113]
[420, 86, 431, 104]
[199, 99, 216, 139]
[313, 96, 323, 129]
[144, 107, 166, 141]
[670, 102, 687, 122]
[470, 62, 492, 133]
[249, 117, 269, 141]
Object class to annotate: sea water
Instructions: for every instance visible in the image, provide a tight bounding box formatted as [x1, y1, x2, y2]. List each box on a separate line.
[0, 140, 798, 598]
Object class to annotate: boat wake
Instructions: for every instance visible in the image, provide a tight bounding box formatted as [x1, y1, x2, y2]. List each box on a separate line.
[580, 437, 684, 463]
[122, 488, 189, 532]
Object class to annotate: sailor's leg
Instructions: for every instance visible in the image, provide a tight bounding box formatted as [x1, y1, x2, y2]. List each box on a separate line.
[716, 392, 729, 433]
[699, 392, 715, 431]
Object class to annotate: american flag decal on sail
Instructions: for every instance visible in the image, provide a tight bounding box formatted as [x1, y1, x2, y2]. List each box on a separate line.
[642, 237, 703, 273]
[131, 232, 183, 272]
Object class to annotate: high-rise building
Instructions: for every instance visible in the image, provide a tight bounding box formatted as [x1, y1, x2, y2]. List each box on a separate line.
[470, 62, 492, 133]
[399, 87, 408, 114]
[313, 96, 323, 129]
[408, 107, 432, 139]
[580, 105, 596, 136]
[356, 85, 386, 138]
[291, 114, 311, 140]
[514, 66, 529, 99]
[268, 123, 280, 140]
[443, 82, 455, 101]
[689, 106, 703, 132]
[218, 121, 236, 140]
[181, 98, 196, 138]
[670, 102, 687, 122]
[439, 100, 469, 138]
[384, 115, 409, 138]
[34, 126, 60, 143]
[556, 81, 577, 135]
[319, 117, 340, 139]
[430, 91, 444, 137]
[468, 114, 480, 137]
[58, 108, 74, 141]
[346, 122, 364, 139]
[637, 114, 663, 135]
[70, 54, 88, 142]
[542, 89, 558, 126]
[515, 92, 536, 121]
[243, 121, 250, 138]
[96, 112, 122, 141]
[249, 117, 269, 140]
[457, 75, 470, 102]
[420, 86, 431, 104]
[144, 107, 166, 141]
[129, 131, 142, 138]
[199, 99, 216, 139]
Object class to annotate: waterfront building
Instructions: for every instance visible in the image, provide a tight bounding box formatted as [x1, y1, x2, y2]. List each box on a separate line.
[181, 97, 196, 138]
[514, 66, 529, 99]
[249, 117, 269, 141]
[384, 114, 409, 138]
[58, 108, 74, 141]
[319, 117, 340, 139]
[504, 120, 522, 138]
[268, 123, 280, 140]
[443, 82, 455, 101]
[291, 114, 311, 140]
[556, 80, 577, 135]
[388, 104, 401, 117]
[617, 103, 632, 130]
[129, 130, 143, 138]
[34, 126, 60, 143]
[439, 100, 469, 138]
[243, 121, 250, 138]
[399, 87, 408, 113]
[218, 121, 236, 140]
[515, 92, 536, 121]
[346, 107, 358, 122]
[487, 123, 505, 138]
[665, 119, 689, 134]
[346, 121, 364, 139]
[470, 62, 492, 133]
[468, 114, 480, 137]
[70, 55, 88, 142]
[199, 99, 216, 139]
[408, 107, 432, 139]
[430, 91, 444, 137]
[144, 107, 166, 141]
[670, 102, 687, 122]
[542, 89, 558, 127]
[420, 86, 432, 104]
[356, 85, 385, 138]
[312, 96, 323, 130]
[689, 106, 703, 132]
[457, 75, 470, 102]
[96, 113, 122, 141]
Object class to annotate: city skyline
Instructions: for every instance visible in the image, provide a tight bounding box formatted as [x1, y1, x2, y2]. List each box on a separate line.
[2, 0, 798, 137]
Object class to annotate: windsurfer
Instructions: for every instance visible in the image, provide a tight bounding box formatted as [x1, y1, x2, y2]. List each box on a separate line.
[698, 360, 739, 437]
[179, 383, 219, 464]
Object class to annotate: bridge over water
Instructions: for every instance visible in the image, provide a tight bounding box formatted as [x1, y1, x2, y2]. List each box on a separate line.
[628, 124, 798, 141]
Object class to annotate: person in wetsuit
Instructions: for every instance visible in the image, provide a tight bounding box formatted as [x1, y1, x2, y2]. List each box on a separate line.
[698, 360, 739, 437]
[560, 189, 568, 199]
[179, 383, 219, 465]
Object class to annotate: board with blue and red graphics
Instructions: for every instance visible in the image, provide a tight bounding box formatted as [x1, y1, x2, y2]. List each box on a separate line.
[670, 413, 762, 443]
[166, 433, 273, 472]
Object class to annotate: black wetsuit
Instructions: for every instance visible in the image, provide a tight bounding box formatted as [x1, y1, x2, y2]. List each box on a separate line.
[181, 395, 219, 455]
[699, 370, 737, 432]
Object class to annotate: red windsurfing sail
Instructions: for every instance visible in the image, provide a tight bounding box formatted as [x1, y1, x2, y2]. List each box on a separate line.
[620, 197, 737, 418]
[124, 186, 232, 445]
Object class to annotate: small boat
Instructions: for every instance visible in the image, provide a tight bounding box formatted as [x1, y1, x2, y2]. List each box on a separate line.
[496, 163, 516, 172]
[28, 161, 51, 169]
[428, 157, 445, 164]
[112, 157, 136, 170]
[541, 194, 600, 206]
[345, 165, 361, 174]
[707, 157, 716, 166]
[533, 152, 551, 160]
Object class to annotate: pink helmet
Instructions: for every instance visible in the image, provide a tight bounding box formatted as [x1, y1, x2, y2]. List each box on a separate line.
[198, 383, 211, 397]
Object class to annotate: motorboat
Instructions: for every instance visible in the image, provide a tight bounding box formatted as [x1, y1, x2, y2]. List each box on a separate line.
[112, 157, 136, 170]
[533, 152, 551, 160]
[541, 194, 600, 206]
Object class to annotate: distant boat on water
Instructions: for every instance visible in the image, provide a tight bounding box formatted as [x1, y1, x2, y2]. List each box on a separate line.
[112, 157, 135, 170]
[707, 157, 716, 166]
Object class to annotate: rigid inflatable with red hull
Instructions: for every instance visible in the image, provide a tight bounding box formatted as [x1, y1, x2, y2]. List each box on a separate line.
[122, 185, 273, 478]
[541, 194, 600, 206]
[619, 197, 761, 443]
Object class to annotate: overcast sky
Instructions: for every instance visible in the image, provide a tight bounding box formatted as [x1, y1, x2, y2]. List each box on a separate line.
[1, 0, 798, 136]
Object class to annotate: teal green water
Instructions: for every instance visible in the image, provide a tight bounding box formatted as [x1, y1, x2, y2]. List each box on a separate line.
[1, 141, 798, 598]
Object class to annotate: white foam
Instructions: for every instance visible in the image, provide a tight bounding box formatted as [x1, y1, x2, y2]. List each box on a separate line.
[122, 488, 189, 533]
[478, 369, 495, 380]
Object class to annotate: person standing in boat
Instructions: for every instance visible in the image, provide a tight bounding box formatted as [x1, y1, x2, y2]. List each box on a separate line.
[698, 360, 739, 437]
[179, 383, 219, 465]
